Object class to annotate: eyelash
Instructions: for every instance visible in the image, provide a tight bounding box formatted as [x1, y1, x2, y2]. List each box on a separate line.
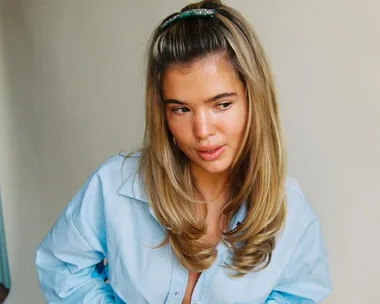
[171, 102, 232, 114]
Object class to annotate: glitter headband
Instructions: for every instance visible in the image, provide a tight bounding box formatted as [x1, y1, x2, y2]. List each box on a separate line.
[160, 8, 216, 29]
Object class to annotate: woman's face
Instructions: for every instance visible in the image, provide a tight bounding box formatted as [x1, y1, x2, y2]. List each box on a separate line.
[162, 53, 248, 178]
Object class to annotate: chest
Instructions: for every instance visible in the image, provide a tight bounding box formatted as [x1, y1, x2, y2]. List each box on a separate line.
[104, 200, 283, 304]
[182, 272, 200, 304]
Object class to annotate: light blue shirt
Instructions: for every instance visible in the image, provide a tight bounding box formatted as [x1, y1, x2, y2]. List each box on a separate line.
[36, 153, 332, 303]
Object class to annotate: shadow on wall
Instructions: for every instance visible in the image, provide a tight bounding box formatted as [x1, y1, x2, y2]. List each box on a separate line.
[0, 190, 10, 303]
[0, 284, 9, 303]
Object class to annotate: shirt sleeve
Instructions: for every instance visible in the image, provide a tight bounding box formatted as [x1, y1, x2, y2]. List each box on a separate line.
[35, 170, 115, 303]
[265, 219, 332, 304]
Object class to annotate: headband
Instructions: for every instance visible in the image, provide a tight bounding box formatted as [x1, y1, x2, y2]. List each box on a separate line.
[160, 8, 216, 30]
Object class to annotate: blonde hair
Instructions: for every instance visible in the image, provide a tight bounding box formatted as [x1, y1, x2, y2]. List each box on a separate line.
[137, 0, 287, 276]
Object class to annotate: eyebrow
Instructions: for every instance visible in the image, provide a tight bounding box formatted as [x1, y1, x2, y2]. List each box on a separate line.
[163, 92, 237, 105]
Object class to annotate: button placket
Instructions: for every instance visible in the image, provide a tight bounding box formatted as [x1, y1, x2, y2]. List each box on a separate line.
[165, 250, 188, 304]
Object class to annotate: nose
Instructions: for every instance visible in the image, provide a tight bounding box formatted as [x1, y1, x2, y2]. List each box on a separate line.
[193, 110, 215, 141]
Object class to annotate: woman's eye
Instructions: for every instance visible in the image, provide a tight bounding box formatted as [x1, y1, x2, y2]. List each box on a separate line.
[215, 102, 232, 110]
[172, 107, 190, 114]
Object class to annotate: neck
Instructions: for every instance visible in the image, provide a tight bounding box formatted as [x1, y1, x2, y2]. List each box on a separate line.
[190, 163, 229, 204]
[190, 163, 230, 240]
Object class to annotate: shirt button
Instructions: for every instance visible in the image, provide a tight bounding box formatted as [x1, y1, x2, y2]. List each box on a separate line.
[195, 301, 202, 304]
[173, 292, 181, 297]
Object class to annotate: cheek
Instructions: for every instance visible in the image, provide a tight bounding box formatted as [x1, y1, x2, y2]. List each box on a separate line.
[166, 116, 191, 142]
[223, 120, 246, 139]
[165, 111, 178, 135]
[167, 119, 180, 136]
[222, 104, 248, 137]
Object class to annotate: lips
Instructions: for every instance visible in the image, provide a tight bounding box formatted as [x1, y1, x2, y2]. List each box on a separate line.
[197, 145, 223, 152]
[196, 145, 225, 161]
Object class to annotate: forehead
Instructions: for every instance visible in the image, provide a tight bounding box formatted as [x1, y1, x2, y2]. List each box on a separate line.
[161, 53, 241, 101]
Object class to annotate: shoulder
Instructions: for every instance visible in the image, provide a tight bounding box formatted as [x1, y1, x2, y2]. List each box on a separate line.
[90, 151, 147, 203]
[284, 176, 317, 229]
[90, 151, 141, 187]
[273, 176, 320, 254]
[275, 177, 330, 289]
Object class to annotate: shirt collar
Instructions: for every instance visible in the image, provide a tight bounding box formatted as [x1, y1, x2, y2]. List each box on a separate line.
[230, 201, 247, 230]
[117, 165, 161, 223]
[118, 168, 149, 203]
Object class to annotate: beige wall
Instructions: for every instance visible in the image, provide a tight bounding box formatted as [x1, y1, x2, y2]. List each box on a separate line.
[0, 0, 378, 303]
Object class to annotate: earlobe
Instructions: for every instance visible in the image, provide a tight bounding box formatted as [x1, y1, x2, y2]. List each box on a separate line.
[173, 137, 179, 149]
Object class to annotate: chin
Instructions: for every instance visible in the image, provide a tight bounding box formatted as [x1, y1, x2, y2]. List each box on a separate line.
[196, 159, 231, 175]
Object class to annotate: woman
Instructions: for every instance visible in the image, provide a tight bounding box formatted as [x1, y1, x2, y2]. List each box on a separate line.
[36, 1, 332, 303]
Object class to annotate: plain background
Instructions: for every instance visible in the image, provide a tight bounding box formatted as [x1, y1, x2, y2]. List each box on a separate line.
[0, 0, 379, 303]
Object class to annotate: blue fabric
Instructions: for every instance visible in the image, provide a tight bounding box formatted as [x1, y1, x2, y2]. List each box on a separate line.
[36, 153, 332, 303]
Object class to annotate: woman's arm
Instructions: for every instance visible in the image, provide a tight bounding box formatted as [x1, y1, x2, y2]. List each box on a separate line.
[266, 219, 332, 304]
[36, 170, 115, 303]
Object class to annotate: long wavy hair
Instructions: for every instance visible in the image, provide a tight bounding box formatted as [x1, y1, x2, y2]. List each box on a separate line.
[137, 0, 287, 276]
